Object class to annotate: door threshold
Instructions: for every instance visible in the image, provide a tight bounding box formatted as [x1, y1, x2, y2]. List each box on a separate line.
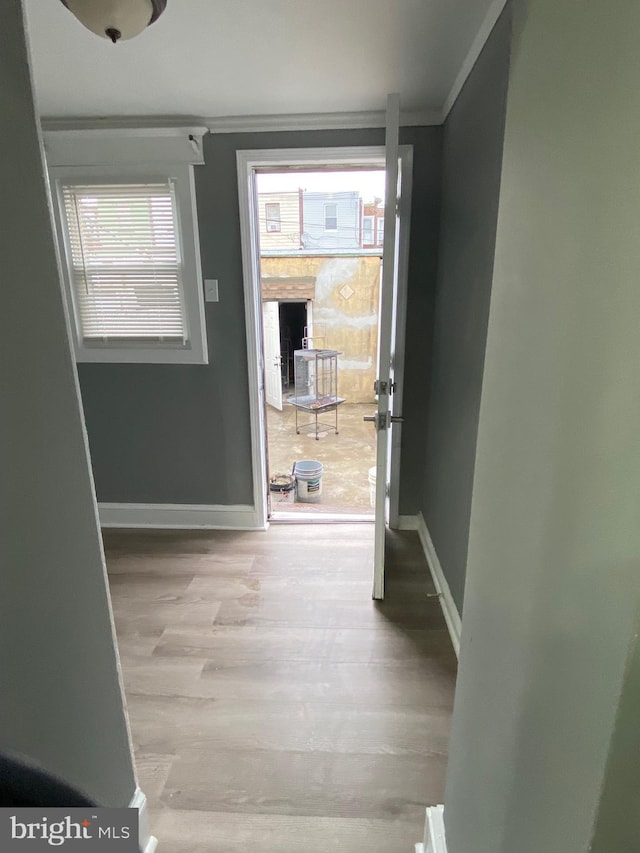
[270, 512, 374, 524]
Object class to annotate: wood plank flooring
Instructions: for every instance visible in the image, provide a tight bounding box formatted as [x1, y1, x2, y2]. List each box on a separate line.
[104, 524, 457, 852]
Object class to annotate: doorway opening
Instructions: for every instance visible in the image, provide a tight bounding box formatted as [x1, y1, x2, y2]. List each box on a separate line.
[279, 301, 307, 388]
[237, 138, 412, 557]
[256, 166, 385, 519]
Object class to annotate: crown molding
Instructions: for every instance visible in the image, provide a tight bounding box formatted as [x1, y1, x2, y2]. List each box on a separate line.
[205, 109, 441, 133]
[40, 116, 209, 133]
[42, 125, 208, 166]
[442, 0, 509, 120]
[40, 109, 442, 135]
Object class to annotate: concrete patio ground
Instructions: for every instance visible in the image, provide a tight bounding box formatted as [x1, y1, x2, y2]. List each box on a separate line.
[266, 401, 377, 515]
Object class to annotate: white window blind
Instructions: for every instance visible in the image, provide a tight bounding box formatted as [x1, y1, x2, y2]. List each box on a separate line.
[61, 181, 187, 342]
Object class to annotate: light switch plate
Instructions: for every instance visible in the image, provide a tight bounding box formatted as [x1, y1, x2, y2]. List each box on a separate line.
[204, 279, 219, 302]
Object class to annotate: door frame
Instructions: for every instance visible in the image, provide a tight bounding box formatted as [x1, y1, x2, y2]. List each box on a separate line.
[237, 146, 413, 529]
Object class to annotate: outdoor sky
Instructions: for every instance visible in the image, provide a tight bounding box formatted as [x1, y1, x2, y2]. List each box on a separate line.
[256, 170, 385, 203]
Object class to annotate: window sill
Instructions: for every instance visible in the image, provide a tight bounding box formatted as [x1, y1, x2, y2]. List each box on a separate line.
[75, 344, 209, 365]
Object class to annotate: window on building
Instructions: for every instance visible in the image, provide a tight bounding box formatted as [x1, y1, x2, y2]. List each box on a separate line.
[362, 215, 374, 245]
[265, 202, 281, 233]
[377, 216, 385, 245]
[324, 202, 338, 231]
[52, 166, 207, 364]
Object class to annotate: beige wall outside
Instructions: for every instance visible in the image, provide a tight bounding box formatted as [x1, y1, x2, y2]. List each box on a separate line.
[261, 255, 380, 403]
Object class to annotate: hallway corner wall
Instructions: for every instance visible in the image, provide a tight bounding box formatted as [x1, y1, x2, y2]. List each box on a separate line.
[0, 0, 135, 807]
[444, 0, 640, 849]
[419, 2, 512, 612]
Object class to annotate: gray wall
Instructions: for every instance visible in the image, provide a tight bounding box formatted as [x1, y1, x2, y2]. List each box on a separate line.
[77, 127, 442, 512]
[0, 0, 135, 807]
[421, 4, 512, 612]
[590, 609, 640, 853]
[443, 0, 640, 849]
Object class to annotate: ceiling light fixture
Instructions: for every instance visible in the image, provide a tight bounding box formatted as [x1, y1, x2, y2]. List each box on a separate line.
[59, 0, 167, 44]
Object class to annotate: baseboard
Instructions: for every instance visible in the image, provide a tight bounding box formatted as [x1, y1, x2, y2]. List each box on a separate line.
[403, 512, 461, 658]
[417, 805, 447, 853]
[130, 787, 158, 852]
[99, 503, 265, 531]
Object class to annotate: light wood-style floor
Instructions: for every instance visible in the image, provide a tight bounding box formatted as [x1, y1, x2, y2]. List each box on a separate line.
[104, 524, 457, 853]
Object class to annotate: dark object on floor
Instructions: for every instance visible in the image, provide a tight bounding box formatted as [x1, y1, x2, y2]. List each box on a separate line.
[0, 751, 94, 807]
[0, 752, 142, 851]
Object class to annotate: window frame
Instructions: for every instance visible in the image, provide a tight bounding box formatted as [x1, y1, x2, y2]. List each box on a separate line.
[376, 216, 385, 246]
[324, 202, 338, 232]
[264, 201, 281, 233]
[362, 214, 375, 245]
[51, 163, 208, 365]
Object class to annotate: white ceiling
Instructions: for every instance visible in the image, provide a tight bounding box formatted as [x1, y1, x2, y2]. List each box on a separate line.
[24, 0, 500, 122]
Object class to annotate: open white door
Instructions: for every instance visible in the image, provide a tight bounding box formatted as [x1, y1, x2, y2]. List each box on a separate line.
[370, 94, 403, 600]
[263, 300, 283, 411]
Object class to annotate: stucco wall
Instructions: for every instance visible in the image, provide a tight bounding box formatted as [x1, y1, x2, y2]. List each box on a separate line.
[261, 255, 380, 403]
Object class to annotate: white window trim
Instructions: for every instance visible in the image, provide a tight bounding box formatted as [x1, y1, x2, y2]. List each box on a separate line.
[50, 162, 208, 365]
[377, 216, 385, 245]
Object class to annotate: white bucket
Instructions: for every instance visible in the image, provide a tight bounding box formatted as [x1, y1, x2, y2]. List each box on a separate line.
[294, 460, 323, 503]
[368, 466, 377, 508]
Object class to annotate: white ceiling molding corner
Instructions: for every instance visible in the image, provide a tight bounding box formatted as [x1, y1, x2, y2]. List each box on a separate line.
[441, 0, 509, 121]
[42, 126, 209, 167]
[40, 109, 442, 140]
[401, 109, 445, 128]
